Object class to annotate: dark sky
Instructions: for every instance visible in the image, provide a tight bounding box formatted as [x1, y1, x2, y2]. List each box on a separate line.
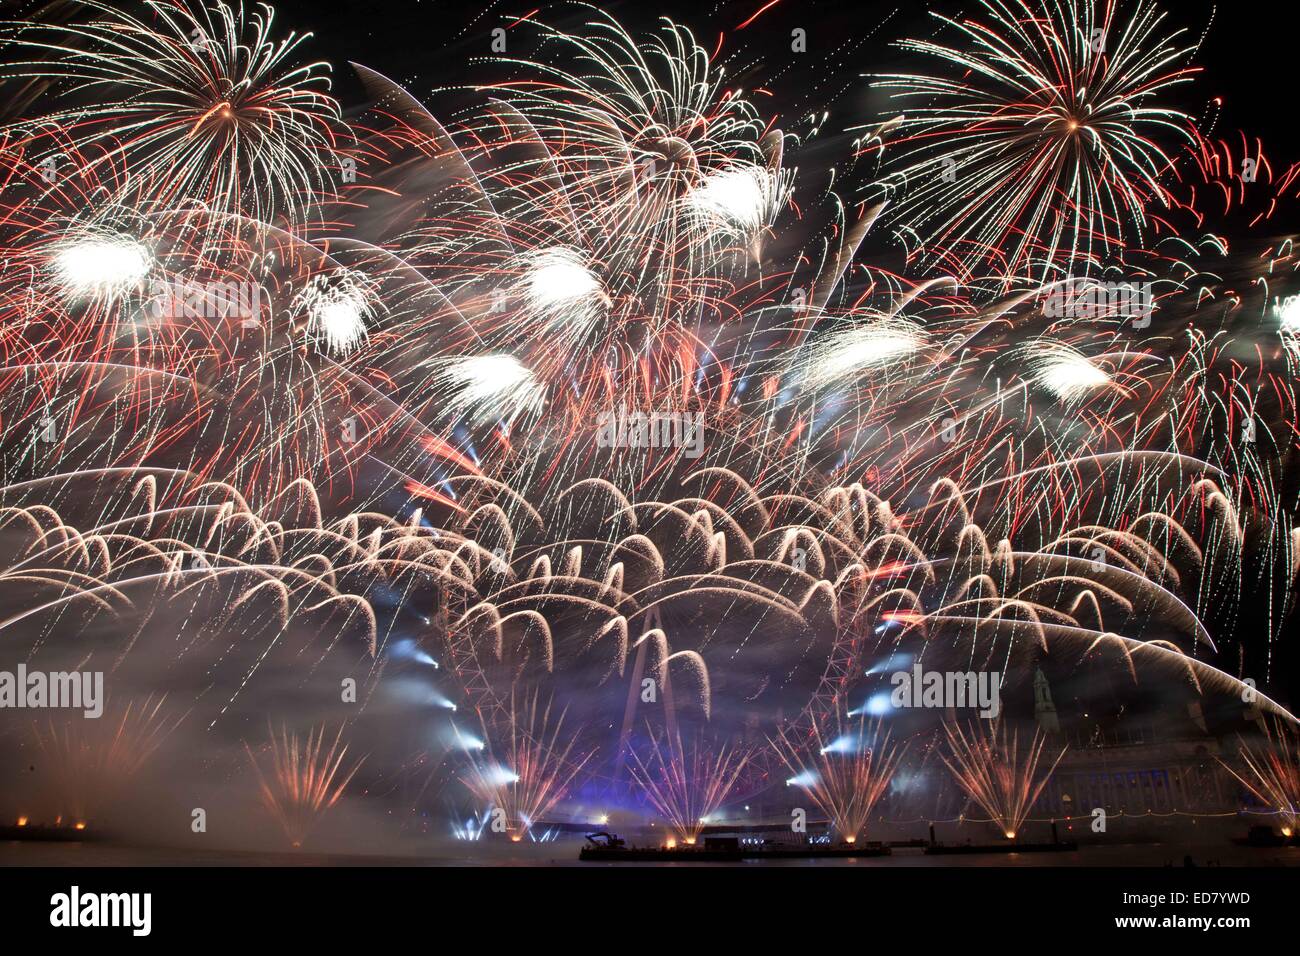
[275, 0, 1300, 166]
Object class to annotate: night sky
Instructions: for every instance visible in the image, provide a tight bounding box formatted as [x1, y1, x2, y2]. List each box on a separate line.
[273, 0, 1300, 705]
[1, 0, 1299, 892]
[277, 0, 1300, 166]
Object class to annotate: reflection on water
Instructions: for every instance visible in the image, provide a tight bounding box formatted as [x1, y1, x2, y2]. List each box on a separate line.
[3, 840, 1298, 867]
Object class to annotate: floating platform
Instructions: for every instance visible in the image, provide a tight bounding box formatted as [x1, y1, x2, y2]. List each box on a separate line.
[747, 842, 891, 859]
[1230, 826, 1297, 848]
[579, 840, 891, 862]
[0, 824, 94, 843]
[924, 840, 1077, 855]
[580, 845, 743, 862]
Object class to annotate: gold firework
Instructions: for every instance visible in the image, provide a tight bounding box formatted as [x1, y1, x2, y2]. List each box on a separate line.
[627, 728, 752, 846]
[772, 711, 907, 844]
[245, 723, 364, 849]
[1222, 717, 1300, 838]
[941, 719, 1065, 840]
[33, 694, 182, 824]
[460, 691, 592, 841]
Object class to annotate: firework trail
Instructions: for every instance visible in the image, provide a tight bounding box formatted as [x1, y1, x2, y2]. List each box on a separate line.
[941, 719, 1066, 839]
[245, 723, 364, 848]
[869, 0, 1201, 283]
[32, 694, 182, 824]
[459, 690, 592, 840]
[627, 727, 752, 845]
[1221, 717, 1300, 837]
[772, 710, 907, 843]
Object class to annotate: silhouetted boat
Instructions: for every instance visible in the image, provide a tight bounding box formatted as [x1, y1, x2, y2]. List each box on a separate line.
[0, 822, 95, 842]
[924, 840, 1077, 855]
[747, 841, 891, 859]
[1230, 825, 1297, 848]
[579, 832, 891, 861]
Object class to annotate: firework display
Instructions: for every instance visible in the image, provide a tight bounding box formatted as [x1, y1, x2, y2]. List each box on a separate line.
[0, 0, 1298, 883]
[773, 710, 906, 843]
[940, 718, 1065, 840]
[246, 723, 364, 848]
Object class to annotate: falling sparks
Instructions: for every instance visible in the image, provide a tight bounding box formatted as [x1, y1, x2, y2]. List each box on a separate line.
[941, 720, 1066, 841]
[0, 0, 1295, 864]
[245, 724, 364, 849]
[627, 729, 752, 845]
[772, 712, 907, 843]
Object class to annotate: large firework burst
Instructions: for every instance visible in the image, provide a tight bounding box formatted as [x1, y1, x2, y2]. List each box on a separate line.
[0, 0, 344, 230]
[0, 0, 1296, 854]
[772, 710, 907, 843]
[941, 719, 1066, 839]
[246, 723, 364, 848]
[870, 0, 1200, 282]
